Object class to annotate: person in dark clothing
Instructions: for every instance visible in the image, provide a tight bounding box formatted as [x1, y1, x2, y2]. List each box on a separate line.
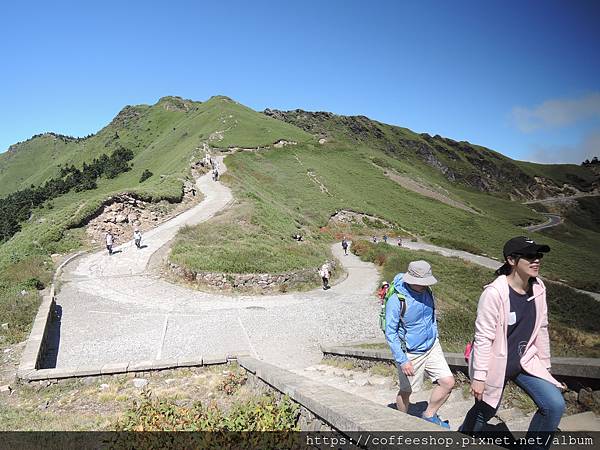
[341, 237, 349, 255]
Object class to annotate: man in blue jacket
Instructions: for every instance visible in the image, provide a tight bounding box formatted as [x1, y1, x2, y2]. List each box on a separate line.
[385, 260, 455, 428]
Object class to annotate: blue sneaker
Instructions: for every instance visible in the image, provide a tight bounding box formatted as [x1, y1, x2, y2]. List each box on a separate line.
[422, 413, 450, 429]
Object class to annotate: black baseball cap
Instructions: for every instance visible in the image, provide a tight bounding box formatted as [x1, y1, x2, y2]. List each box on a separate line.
[495, 236, 551, 276]
[503, 236, 550, 258]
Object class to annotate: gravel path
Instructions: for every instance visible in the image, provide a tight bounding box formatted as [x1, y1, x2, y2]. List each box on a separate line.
[53, 158, 382, 370]
[391, 238, 501, 270]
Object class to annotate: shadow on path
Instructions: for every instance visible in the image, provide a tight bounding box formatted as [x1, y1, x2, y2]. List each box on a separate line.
[40, 304, 62, 369]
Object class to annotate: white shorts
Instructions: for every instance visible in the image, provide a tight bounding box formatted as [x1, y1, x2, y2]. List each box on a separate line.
[396, 339, 453, 393]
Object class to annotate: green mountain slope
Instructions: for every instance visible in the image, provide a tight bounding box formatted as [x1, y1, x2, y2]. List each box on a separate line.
[1, 95, 599, 348]
[0, 96, 313, 198]
[263, 109, 599, 200]
[0, 96, 314, 343]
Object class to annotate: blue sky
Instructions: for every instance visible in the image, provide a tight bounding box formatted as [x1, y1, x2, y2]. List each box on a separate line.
[1, 0, 598, 163]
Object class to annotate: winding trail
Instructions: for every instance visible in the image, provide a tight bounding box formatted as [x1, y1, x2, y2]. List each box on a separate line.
[525, 213, 563, 233]
[51, 160, 600, 371]
[53, 157, 381, 370]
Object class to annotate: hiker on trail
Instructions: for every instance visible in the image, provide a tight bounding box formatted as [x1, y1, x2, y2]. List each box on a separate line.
[460, 237, 565, 448]
[212, 168, 219, 181]
[378, 281, 389, 303]
[133, 229, 142, 249]
[384, 260, 454, 428]
[319, 262, 331, 290]
[398, 238, 402, 247]
[372, 236, 377, 244]
[341, 237, 349, 255]
[105, 231, 114, 255]
[383, 234, 388, 244]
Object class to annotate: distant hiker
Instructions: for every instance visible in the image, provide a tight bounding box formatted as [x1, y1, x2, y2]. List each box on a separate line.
[133, 229, 142, 249]
[398, 238, 403, 247]
[385, 260, 454, 428]
[341, 237, 349, 255]
[319, 262, 331, 290]
[105, 231, 114, 255]
[372, 236, 377, 244]
[460, 237, 564, 447]
[383, 234, 388, 244]
[212, 168, 219, 181]
[191, 187, 196, 197]
[378, 281, 390, 303]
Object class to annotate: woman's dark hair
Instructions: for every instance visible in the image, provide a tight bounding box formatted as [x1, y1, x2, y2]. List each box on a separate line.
[495, 255, 519, 276]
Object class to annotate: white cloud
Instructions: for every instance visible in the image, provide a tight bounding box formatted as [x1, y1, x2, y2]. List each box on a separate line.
[526, 131, 600, 164]
[512, 92, 600, 132]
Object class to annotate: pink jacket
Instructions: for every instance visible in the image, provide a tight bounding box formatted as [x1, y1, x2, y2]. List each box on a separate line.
[468, 275, 562, 408]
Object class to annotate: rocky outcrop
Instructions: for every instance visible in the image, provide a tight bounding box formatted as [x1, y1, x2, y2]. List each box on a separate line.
[168, 260, 337, 292]
[83, 183, 199, 245]
[329, 210, 397, 229]
[157, 96, 195, 112]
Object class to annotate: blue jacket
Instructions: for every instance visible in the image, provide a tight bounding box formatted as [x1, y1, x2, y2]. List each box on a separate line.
[385, 272, 438, 365]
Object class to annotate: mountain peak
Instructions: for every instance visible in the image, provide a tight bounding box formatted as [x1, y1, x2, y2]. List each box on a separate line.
[156, 96, 196, 112]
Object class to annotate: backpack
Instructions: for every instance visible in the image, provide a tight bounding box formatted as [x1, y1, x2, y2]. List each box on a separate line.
[379, 285, 406, 333]
[379, 285, 435, 334]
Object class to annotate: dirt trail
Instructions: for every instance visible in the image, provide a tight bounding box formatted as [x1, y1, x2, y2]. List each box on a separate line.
[381, 168, 478, 214]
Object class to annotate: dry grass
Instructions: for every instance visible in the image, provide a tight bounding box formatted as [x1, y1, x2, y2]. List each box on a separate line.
[0, 364, 259, 431]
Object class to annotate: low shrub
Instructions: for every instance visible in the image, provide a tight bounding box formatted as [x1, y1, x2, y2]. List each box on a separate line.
[117, 390, 299, 431]
[217, 371, 247, 395]
[139, 169, 153, 183]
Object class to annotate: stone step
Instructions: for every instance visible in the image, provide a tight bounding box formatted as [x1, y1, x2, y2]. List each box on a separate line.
[558, 411, 600, 432]
[495, 407, 528, 424]
[434, 399, 477, 431]
[505, 411, 600, 432]
[295, 365, 477, 430]
[503, 414, 536, 432]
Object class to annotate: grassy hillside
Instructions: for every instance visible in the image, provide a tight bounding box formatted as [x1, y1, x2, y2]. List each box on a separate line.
[0, 95, 314, 344]
[171, 137, 600, 292]
[0, 96, 313, 198]
[264, 109, 599, 199]
[1, 95, 599, 348]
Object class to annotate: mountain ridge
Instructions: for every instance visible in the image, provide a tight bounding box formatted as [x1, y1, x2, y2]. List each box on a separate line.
[262, 108, 599, 201]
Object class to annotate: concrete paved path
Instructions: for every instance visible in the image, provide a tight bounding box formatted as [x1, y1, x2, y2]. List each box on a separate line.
[53, 158, 381, 370]
[51, 159, 599, 371]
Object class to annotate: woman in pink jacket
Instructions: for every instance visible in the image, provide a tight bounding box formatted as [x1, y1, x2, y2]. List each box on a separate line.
[461, 236, 565, 448]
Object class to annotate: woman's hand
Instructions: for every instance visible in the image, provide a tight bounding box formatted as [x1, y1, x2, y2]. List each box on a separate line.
[470, 379, 485, 401]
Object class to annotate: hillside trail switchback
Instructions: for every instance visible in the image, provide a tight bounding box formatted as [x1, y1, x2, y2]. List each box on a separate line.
[50, 157, 599, 372]
[52, 156, 381, 370]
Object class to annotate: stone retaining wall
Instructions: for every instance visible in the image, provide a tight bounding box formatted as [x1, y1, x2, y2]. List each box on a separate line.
[320, 345, 600, 382]
[18, 353, 244, 382]
[245, 370, 334, 432]
[17, 289, 56, 379]
[238, 356, 442, 433]
[168, 259, 338, 291]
